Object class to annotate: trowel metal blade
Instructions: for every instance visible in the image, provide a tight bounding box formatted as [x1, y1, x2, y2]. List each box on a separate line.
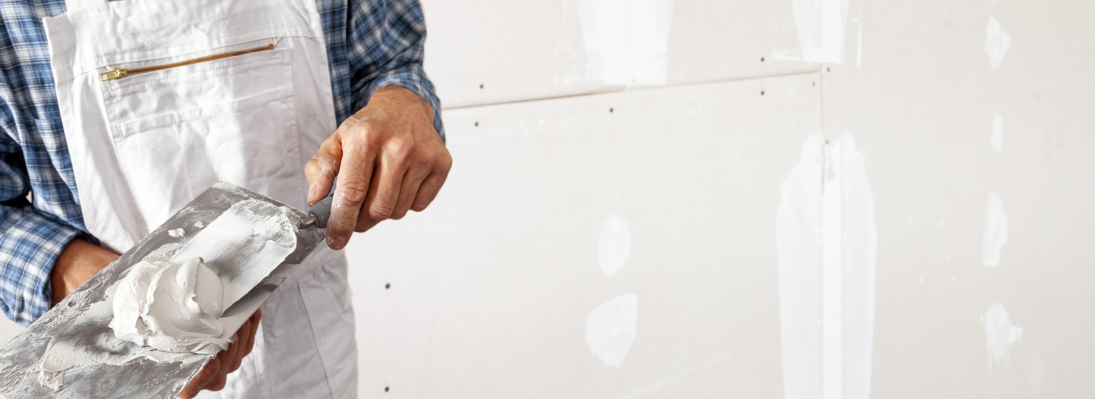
[0, 182, 325, 398]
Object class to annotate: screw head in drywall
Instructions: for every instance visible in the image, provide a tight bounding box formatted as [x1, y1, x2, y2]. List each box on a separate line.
[385, 283, 390, 289]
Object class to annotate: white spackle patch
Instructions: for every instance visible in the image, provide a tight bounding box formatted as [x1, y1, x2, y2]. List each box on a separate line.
[771, 0, 851, 64]
[575, 0, 673, 86]
[776, 131, 824, 398]
[984, 303, 1023, 369]
[838, 131, 877, 399]
[585, 294, 638, 368]
[597, 213, 632, 277]
[981, 192, 1009, 266]
[194, 221, 205, 229]
[167, 228, 185, 238]
[985, 15, 1012, 69]
[992, 112, 1004, 153]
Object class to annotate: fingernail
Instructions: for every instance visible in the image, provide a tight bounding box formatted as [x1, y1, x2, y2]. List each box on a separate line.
[326, 233, 346, 250]
[306, 181, 317, 206]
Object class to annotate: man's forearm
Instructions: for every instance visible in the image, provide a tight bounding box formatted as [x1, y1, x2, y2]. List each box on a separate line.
[50, 238, 118, 305]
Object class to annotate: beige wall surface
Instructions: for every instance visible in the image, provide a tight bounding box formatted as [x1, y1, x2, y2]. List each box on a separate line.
[2, 1, 1093, 398]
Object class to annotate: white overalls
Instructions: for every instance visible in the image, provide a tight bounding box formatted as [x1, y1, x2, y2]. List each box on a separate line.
[42, 0, 357, 397]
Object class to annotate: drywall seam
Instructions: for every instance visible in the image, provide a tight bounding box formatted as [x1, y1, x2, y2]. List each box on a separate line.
[777, 131, 824, 398]
[441, 70, 820, 111]
[838, 131, 876, 399]
[821, 137, 843, 399]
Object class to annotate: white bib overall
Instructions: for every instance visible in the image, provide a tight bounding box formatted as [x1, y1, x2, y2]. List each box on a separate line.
[42, 0, 357, 397]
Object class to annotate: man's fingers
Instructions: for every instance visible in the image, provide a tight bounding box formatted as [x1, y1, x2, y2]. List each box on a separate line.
[229, 320, 250, 373]
[391, 167, 427, 220]
[358, 142, 411, 228]
[411, 167, 449, 212]
[328, 134, 378, 250]
[305, 133, 346, 207]
[207, 342, 236, 392]
[178, 357, 220, 398]
[245, 310, 260, 356]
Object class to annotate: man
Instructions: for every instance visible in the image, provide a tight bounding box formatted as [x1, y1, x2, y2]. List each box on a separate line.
[0, 0, 451, 397]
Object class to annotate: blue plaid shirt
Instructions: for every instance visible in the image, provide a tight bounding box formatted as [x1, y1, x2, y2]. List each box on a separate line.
[0, 0, 443, 326]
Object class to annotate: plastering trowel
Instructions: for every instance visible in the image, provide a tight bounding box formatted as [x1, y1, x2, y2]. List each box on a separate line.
[0, 182, 330, 398]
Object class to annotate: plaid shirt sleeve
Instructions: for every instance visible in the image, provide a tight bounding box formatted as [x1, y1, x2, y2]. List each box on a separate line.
[0, 137, 79, 326]
[346, 0, 445, 142]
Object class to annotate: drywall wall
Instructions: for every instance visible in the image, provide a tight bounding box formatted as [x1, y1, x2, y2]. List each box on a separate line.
[821, 0, 1095, 397]
[346, 72, 820, 397]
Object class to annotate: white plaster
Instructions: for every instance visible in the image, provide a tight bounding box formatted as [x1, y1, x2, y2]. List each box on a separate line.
[984, 303, 1023, 369]
[597, 212, 632, 277]
[772, 0, 851, 64]
[776, 132, 824, 398]
[109, 250, 228, 355]
[985, 15, 1012, 69]
[992, 112, 1004, 153]
[981, 192, 1009, 266]
[838, 131, 876, 399]
[778, 132, 876, 399]
[575, 0, 674, 86]
[167, 228, 185, 238]
[585, 294, 638, 368]
[821, 137, 843, 399]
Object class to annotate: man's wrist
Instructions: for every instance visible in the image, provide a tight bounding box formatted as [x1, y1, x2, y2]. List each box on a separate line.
[50, 238, 118, 305]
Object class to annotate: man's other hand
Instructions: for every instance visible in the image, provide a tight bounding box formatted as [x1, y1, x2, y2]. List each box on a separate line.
[305, 85, 452, 250]
[177, 310, 261, 399]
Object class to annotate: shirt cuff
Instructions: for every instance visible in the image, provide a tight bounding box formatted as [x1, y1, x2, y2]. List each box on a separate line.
[0, 207, 81, 326]
[365, 71, 446, 143]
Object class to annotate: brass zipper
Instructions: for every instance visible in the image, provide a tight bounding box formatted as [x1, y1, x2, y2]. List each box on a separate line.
[100, 43, 275, 82]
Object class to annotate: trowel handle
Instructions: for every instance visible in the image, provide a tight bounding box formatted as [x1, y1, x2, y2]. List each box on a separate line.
[308, 179, 335, 229]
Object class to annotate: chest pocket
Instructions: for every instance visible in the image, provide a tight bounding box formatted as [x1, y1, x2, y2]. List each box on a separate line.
[99, 40, 303, 231]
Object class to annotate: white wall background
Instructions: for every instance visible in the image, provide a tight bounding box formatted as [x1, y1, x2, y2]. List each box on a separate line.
[3, 0, 1095, 398]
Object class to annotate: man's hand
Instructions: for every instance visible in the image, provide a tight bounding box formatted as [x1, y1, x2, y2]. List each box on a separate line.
[305, 85, 452, 250]
[177, 310, 261, 399]
[52, 239, 261, 398]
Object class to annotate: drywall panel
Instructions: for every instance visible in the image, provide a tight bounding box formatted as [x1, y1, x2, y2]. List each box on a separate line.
[822, 0, 1095, 397]
[345, 72, 822, 397]
[422, 0, 823, 109]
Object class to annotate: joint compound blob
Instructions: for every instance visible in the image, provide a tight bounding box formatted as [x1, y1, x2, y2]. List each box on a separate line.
[984, 303, 1023, 369]
[109, 248, 227, 355]
[585, 294, 638, 368]
[597, 213, 632, 277]
[985, 15, 1012, 69]
[981, 192, 1009, 266]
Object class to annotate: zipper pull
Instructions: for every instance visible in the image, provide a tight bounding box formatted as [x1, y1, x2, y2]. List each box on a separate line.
[100, 68, 129, 82]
